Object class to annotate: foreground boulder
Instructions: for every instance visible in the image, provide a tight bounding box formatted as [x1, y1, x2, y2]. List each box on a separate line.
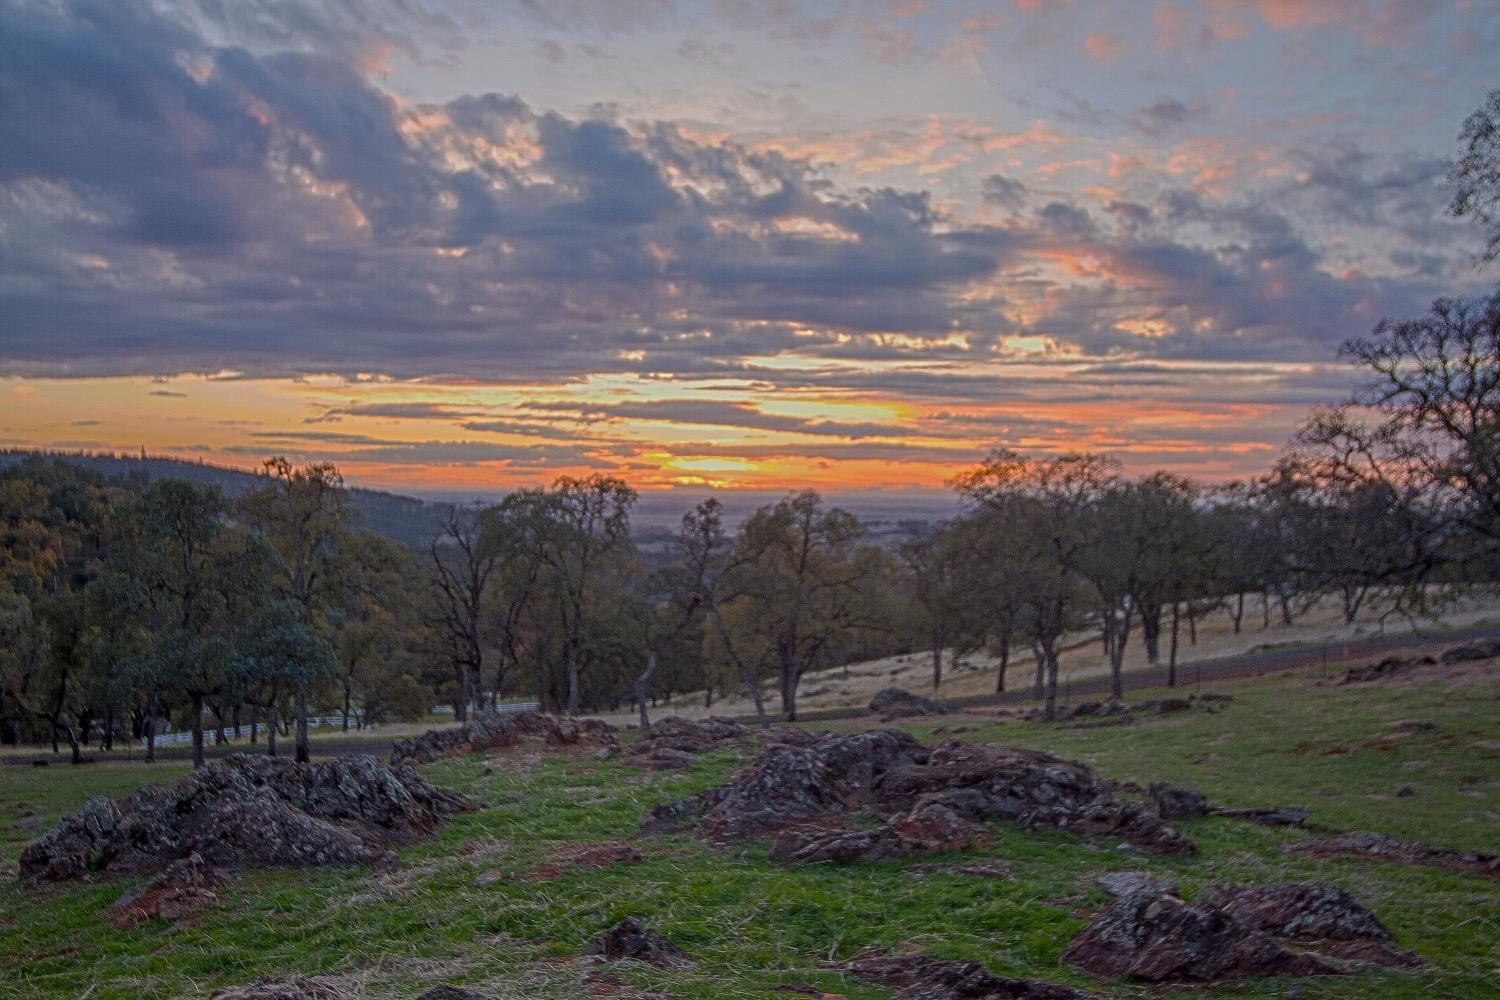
[1289, 830, 1500, 879]
[1063, 880, 1416, 983]
[627, 716, 744, 769]
[846, 952, 1100, 999]
[585, 917, 691, 967]
[20, 753, 474, 881]
[869, 687, 949, 720]
[391, 710, 618, 766]
[645, 731, 1194, 858]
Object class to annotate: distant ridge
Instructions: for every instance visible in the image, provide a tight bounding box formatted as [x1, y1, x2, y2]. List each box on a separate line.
[0, 449, 452, 549]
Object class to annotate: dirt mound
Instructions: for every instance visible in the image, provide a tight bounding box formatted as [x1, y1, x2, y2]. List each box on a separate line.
[211, 979, 353, 1000]
[645, 732, 1193, 857]
[869, 687, 949, 720]
[585, 917, 691, 967]
[1288, 830, 1500, 878]
[414, 988, 494, 1000]
[770, 801, 976, 864]
[103, 852, 223, 927]
[20, 753, 474, 881]
[1063, 880, 1414, 983]
[627, 716, 744, 769]
[846, 952, 1101, 999]
[392, 710, 618, 766]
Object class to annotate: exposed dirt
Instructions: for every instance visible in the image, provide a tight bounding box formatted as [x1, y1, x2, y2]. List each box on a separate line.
[527, 841, 644, 881]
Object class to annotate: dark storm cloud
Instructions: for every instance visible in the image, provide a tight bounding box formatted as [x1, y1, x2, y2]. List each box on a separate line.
[0, 0, 1472, 397]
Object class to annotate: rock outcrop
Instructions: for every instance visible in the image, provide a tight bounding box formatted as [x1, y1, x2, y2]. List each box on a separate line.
[585, 917, 691, 967]
[770, 801, 975, 864]
[627, 716, 744, 768]
[644, 731, 1194, 857]
[846, 952, 1101, 999]
[103, 852, 224, 927]
[390, 710, 618, 766]
[1063, 880, 1417, 983]
[20, 753, 474, 881]
[1288, 830, 1500, 878]
[869, 687, 949, 720]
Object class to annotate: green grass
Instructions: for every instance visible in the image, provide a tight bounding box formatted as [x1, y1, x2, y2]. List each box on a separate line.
[1, 668, 1497, 999]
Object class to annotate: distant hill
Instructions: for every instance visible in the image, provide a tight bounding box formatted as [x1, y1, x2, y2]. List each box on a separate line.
[0, 450, 452, 549]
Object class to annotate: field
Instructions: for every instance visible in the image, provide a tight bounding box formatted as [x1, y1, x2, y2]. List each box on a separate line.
[2, 644, 1498, 999]
[596, 591, 1500, 724]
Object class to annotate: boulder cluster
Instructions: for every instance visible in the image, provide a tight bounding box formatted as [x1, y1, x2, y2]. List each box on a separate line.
[20, 752, 473, 881]
[389, 710, 618, 767]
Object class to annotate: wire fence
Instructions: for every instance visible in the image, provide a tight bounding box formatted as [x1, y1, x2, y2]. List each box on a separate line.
[138, 702, 540, 747]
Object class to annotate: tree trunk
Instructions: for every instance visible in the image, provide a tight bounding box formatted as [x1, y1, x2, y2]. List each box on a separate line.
[191, 693, 205, 770]
[565, 641, 581, 717]
[994, 627, 1011, 693]
[1043, 647, 1060, 721]
[145, 691, 157, 763]
[266, 703, 278, 756]
[930, 629, 944, 689]
[780, 655, 798, 723]
[1108, 603, 1131, 702]
[294, 688, 311, 763]
[103, 705, 114, 751]
[636, 649, 657, 732]
[1232, 592, 1245, 634]
[249, 703, 259, 746]
[1262, 590, 1272, 629]
[704, 685, 713, 709]
[1168, 600, 1182, 687]
[343, 684, 352, 732]
[709, 603, 769, 729]
[232, 703, 241, 740]
[1140, 602, 1162, 663]
[1031, 639, 1046, 701]
[1188, 602, 1198, 644]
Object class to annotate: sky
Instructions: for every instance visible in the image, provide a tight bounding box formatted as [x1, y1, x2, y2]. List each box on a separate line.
[2, 0, 1497, 498]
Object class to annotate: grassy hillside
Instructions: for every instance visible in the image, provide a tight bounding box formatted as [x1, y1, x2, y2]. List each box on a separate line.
[1, 655, 1496, 999]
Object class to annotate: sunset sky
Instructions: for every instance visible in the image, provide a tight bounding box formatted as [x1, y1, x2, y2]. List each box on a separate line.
[3, 0, 1496, 497]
